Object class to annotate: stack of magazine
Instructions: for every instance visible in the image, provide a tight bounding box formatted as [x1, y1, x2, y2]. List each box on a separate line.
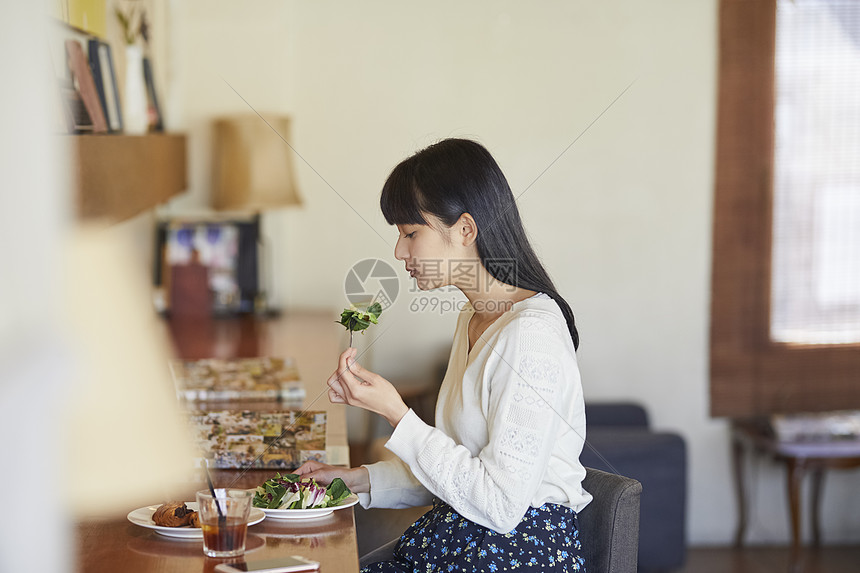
[169, 357, 305, 404]
[771, 410, 860, 442]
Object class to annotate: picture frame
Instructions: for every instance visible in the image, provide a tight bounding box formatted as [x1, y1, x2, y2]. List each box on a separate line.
[88, 38, 123, 132]
[49, 19, 89, 84]
[49, 20, 95, 134]
[154, 215, 261, 315]
[64, 38, 107, 132]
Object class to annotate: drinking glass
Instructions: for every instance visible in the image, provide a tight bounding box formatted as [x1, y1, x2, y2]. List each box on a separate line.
[196, 489, 254, 558]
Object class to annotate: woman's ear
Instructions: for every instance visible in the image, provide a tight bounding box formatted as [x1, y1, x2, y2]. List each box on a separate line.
[457, 213, 478, 247]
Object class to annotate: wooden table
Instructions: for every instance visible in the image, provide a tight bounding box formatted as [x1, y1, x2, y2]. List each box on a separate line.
[76, 310, 359, 572]
[731, 418, 860, 567]
[163, 309, 350, 456]
[77, 469, 359, 573]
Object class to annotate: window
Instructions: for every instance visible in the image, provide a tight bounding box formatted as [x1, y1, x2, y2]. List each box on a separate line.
[771, 0, 860, 345]
[711, 0, 860, 417]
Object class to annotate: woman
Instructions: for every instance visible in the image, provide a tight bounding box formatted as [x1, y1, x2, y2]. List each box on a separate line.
[296, 139, 591, 572]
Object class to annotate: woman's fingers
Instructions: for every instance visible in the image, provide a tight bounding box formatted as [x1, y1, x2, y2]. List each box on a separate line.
[346, 357, 374, 384]
[294, 460, 322, 475]
[338, 347, 375, 387]
[337, 349, 365, 390]
[328, 348, 408, 427]
[293, 460, 338, 485]
[327, 370, 348, 403]
[328, 387, 346, 404]
[346, 348, 373, 384]
[327, 350, 365, 404]
[345, 347, 357, 374]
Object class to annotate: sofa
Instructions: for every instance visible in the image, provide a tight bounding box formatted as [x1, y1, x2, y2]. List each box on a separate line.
[580, 402, 687, 572]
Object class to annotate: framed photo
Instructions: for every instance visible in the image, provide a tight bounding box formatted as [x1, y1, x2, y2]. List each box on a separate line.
[64, 38, 107, 132]
[88, 38, 123, 132]
[49, 19, 89, 84]
[49, 20, 96, 134]
[154, 215, 261, 315]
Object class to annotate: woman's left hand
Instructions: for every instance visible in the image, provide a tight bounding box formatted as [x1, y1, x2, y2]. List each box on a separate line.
[327, 347, 409, 427]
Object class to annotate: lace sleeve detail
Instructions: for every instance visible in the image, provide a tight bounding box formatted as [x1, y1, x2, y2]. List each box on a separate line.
[386, 311, 574, 533]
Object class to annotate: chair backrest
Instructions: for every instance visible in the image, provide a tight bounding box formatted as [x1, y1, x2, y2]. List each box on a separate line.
[585, 402, 650, 428]
[578, 467, 642, 573]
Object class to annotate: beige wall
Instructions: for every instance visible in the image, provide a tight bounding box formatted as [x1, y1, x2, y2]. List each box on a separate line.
[164, 0, 860, 545]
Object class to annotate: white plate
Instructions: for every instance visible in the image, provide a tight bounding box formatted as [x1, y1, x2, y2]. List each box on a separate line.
[259, 493, 359, 520]
[127, 502, 266, 539]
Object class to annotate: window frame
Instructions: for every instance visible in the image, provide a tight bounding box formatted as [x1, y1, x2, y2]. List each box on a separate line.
[710, 0, 860, 417]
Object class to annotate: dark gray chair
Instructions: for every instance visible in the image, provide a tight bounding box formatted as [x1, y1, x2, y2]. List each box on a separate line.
[579, 467, 643, 573]
[356, 505, 426, 570]
[358, 468, 642, 572]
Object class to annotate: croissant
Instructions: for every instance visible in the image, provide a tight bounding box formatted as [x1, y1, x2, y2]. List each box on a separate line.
[152, 502, 196, 527]
[188, 511, 200, 528]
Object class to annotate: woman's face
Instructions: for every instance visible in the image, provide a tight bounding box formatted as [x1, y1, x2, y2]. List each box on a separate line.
[394, 216, 460, 291]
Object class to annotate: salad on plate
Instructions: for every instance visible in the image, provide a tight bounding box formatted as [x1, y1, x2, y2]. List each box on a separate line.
[253, 473, 352, 510]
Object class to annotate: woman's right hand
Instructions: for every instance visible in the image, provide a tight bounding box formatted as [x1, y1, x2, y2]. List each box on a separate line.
[294, 460, 370, 494]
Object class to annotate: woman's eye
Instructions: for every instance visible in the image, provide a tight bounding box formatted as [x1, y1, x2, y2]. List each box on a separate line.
[405, 231, 416, 239]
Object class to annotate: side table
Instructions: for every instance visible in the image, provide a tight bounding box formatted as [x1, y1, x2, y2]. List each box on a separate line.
[731, 418, 860, 565]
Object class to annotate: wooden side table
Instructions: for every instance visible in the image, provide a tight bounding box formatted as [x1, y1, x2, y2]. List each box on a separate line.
[731, 418, 860, 566]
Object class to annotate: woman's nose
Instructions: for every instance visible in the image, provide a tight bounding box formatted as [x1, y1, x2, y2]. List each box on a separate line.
[394, 237, 408, 261]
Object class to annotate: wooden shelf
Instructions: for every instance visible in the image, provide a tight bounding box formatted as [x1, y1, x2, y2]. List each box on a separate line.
[70, 133, 187, 222]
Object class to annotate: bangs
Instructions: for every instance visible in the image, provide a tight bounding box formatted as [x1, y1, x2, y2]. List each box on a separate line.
[380, 160, 429, 226]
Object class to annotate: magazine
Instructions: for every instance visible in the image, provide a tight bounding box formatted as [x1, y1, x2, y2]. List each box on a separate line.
[170, 357, 305, 404]
[771, 410, 860, 442]
[190, 410, 327, 469]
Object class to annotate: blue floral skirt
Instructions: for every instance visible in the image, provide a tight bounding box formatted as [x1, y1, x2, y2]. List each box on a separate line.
[361, 499, 585, 572]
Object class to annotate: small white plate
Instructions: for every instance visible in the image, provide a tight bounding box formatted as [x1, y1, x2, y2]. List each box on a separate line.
[259, 493, 359, 520]
[127, 502, 266, 539]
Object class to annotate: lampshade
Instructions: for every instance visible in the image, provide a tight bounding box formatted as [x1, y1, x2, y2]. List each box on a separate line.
[211, 115, 302, 211]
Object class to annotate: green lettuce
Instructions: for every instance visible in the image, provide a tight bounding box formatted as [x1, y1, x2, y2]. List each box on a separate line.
[252, 473, 352, 510]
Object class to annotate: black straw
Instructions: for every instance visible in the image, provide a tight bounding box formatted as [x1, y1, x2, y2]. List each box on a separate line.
[203, 461, 233, 552]
[204, 460, 225, 520]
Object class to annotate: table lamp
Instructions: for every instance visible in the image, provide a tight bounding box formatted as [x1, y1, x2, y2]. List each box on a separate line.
[211, 114, 302, 211]
[210, 115, 303, 313]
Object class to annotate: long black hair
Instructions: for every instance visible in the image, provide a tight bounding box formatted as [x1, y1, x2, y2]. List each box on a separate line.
[380, 138, 579, 350]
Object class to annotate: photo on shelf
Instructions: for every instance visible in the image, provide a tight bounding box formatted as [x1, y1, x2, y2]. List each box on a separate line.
[165, 222, 241, 314]
[155, 216, 262, 315]
[50, 22, 90, 133]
